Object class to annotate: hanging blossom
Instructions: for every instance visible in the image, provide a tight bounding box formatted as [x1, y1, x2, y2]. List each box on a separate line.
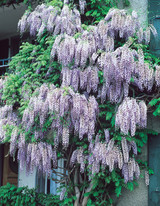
[61, 66, 99, 93]
[96, 20, 114, 52]
[64, 0, 86, 14]
[79, 0, 86, 14]
[145, 171, 149, 186]
[104, 8, 152, 43]
[104, 129, 110, 144]
[98, 45, 135, 103]
[70, 134, 140, 183]
[9, 125, 57, 175]
[51, 34, 76, 66]
[104, 9, 139, 39]
[18, 4, 82, 37]
[50, 8, 151, 69]
[98, 46, 155, 103]
[0, 104, 20, 155]
[51, 32, 96, 68]
[133, 49, 154, 91]
[122, 159, 140, 183]
[21, 84, 99, 149]
[115, 97, 147, 136]
[0, 105, 20, 142]
[18, 141, 57, 175]
[10, 127, 19, 157]
[155, 65, 160, 87]
[0, 78, 6, 101]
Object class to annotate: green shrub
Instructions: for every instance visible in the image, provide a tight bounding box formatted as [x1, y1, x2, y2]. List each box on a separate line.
[0, 183, 61, 206]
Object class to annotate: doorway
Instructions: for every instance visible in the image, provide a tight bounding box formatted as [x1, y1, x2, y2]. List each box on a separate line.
[1, 144, 18, 186]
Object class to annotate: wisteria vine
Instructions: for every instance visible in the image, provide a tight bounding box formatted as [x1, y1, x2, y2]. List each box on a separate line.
[1, 2, 159, 189]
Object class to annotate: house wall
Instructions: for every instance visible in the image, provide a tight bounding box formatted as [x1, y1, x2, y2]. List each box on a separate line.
[0, 3, 27, 40]
[116, 1, 149, 205]
[116, 146, 148, 206]
[118, 0, 148, 28]
[18, 166, 37, 189]
[129, 0, 148, 28]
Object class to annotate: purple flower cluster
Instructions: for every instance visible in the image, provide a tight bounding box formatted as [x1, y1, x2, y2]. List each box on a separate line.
[115, 97, 147, 136]
[61, 66, 99, 93]
[0, 105, 19, 142]
[10, 127, 19, 156]
[51, 32, 97, 68]
[133, 50, 154, 91]
[13, 4, 159, 184]
[155, 66, 160, 87]
[70, 135, 140, 183]
[145, 171, 149, 186]
[0, 78, 5, 101]
[21, 84, 99, 150]
[99, 46, 134, 102]
[79, 0, 87, 14]
[104, 9, 151, 43]
[98, 45, 157, 103]
[122, 159, 140, 183]
[18, 4, 82, 37]
[18, 141, 57, 175]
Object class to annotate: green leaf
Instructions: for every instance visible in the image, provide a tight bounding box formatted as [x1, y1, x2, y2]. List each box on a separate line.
[149, 98, 160, 106]
[84, 192, 91, 197]
[106, 112, 112, 120]
[93, 191, 99, 197]
[115, 186, 122, 197]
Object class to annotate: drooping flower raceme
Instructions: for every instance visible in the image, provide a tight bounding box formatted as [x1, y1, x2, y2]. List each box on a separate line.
[0, 78, 6, 101]
[18, 4, 82, 37]
[22, 84, 99, 145]
[13, 83, 99, 174]
[61, 66, 99, 93]
[10, 3, 156, 186]
[115, 97, 147, 136]
[0, 105, 19, 142]
[98, 46, 155, 103]
[70, 135, 140, 183]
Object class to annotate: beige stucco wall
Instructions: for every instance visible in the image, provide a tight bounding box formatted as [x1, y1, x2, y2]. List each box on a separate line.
[117, 112, 160, 206]
[118, 0, 148, 28]
[147, 114, 160, 133]
[116, 145, 148, 206]
[116, 1, 149, 205]
[129, 0, 148, 28]
[116, 113, 160, 206]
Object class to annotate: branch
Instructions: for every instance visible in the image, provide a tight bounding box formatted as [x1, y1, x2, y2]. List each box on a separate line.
[52, 169, 67, 177]
[147, 90, 160, 110]
[81, 181, 93, 206]
[51, 178, 66, 184]
[74, 168, 80, 206]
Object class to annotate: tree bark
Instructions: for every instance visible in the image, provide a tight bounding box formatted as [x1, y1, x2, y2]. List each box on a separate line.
[81, 182, 93, 206]
[74, 168, 80, 206]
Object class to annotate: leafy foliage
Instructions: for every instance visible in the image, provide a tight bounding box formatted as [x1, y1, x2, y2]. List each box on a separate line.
[2, 35, 61, 111]
[0, 183, 61, 206]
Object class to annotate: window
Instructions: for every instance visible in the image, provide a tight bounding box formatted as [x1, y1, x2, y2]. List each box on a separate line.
[36, 159, 66, 195]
